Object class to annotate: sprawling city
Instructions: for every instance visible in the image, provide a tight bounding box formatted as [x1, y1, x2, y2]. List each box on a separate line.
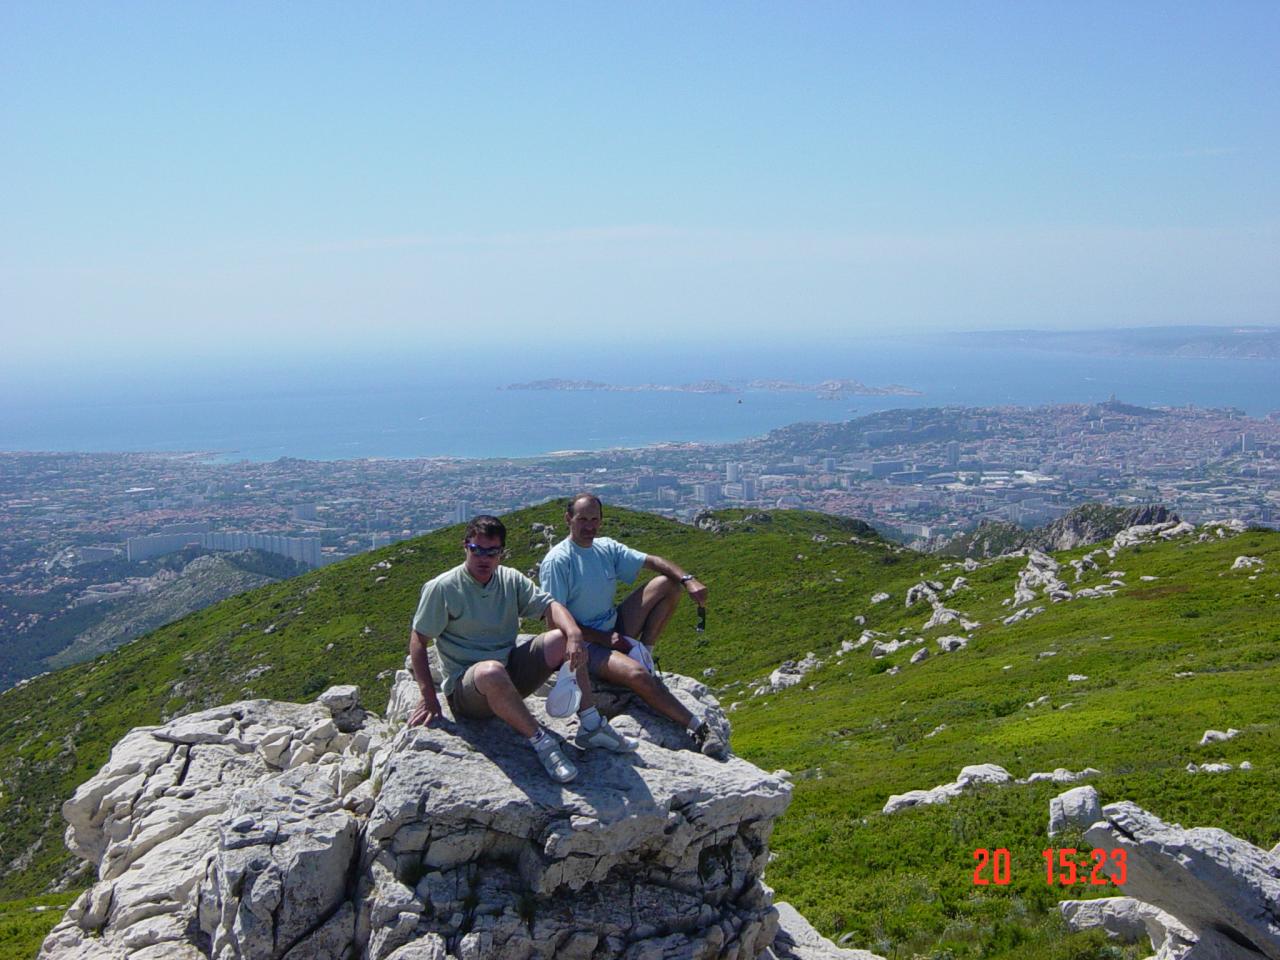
[3, 398, 1278, 689]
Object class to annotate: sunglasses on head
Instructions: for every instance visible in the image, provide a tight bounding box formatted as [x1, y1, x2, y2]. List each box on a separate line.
[465, 542, 503, 557]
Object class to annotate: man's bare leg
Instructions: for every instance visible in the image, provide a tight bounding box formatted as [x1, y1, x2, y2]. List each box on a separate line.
[616, 575, 682, 649]
[596, 650, 692, 727]
[471, 661, 539, 738]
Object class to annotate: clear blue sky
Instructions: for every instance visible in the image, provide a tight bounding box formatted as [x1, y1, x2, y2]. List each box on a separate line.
[2, 1, 1277, 370]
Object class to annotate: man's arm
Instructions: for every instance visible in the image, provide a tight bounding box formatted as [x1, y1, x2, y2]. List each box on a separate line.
[543, 601, 588, 670]
[644, 554, 708, 605]
[408, 629, 443, 726]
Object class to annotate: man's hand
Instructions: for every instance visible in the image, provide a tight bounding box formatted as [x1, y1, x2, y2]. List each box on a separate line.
[683, 577, 708, 606]
[610, 631, 634, 653]
[565, 631, 587, 670]
[409, 691, 442, 727]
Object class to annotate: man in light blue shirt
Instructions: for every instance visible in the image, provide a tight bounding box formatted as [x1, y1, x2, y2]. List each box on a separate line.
[539, 494, 728, 758]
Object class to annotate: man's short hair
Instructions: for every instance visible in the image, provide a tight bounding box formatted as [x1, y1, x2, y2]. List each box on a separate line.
[566, 493, 603, 517]
[464, 515, 506, 545]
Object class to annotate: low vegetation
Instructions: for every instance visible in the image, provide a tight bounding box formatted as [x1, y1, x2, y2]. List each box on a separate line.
[1, 504, 1276, 959]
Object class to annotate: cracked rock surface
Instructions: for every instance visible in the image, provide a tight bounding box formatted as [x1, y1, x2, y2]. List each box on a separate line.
[1079, 801, 1280, 960]
[40, 672, 805, 960]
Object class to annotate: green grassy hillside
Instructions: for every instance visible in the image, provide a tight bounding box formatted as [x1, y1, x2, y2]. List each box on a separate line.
[1, 504, 1276, 959]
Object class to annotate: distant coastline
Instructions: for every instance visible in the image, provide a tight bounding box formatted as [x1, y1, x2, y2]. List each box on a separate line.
[951, 325, 1280, 361]
[504, 377, 923, 398]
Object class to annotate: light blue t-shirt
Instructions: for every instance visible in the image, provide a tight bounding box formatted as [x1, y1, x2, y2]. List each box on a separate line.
[539, 536, 647, 632]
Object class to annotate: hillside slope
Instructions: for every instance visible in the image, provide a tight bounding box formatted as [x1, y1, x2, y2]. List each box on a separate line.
[41, 553, 277, 672]
[1, 505, 1277, 959]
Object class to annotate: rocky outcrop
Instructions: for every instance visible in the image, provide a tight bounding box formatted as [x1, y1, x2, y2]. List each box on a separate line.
[1059, 898, 1193, 953]
[39, 669, 832, 960]
[762, 653, 823, 693]
[763, 902, 884, 960]
[1059, 798, 1280, 959]
[1047, 785, 1101, 837]
[1199, 728, 1241, 746]
[885, 764, 1099, 815]
[934, 504, 1178, 558]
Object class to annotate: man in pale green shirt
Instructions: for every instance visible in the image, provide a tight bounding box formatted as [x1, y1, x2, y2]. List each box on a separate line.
[409, 515, 636, 784]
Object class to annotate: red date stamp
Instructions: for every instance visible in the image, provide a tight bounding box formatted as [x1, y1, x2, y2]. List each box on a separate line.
[971, 848, 1127, 886]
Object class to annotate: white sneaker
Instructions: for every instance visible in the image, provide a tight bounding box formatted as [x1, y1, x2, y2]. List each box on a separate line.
[574, 717, 638, 752]
[533, 740, 577, 782]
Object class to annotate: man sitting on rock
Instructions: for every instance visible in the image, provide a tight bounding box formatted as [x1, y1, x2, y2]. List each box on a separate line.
[539, 493, 728, 758]
[408, 514, 636, 783]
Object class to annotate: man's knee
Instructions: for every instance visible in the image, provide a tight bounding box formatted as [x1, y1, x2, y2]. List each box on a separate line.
[472, 660, 515, 693]
[539, 629, 566, 665]
[611, 656, 657, 692]
[655, 574, 682, 602]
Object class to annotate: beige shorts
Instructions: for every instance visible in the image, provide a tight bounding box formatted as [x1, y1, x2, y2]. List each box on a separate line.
[447, 633, 555, 720]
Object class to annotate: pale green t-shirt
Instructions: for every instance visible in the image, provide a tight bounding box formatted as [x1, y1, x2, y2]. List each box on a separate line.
[411, 563, 552, 695]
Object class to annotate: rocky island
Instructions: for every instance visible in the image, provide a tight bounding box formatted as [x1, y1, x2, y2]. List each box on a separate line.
[503, 379, 921, 397]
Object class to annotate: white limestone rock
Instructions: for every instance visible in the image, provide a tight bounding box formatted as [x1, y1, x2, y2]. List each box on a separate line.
[1233, 556, 1264, 571]
[869, 592, 890, 605]
[1200, 728, 1241, 746]
[922, 602, 980, 632]
[41, 672, 802, 960]
[1113, 521, 1184, 550]
[1002, 605, 1044, 626]
[1047, 785, 1102, 837]
[1027, 767, 1099, 787]
[870, 637, 919, 659]
[1187, 762, 1235, 774]
[1083, 801, 1280, 960]
[935, 636, 968, 653]
[765, 901, 886, 959]
[883, 764, 1011, 814]
[1059, 897, 1194, 953]
[904, 581, 943, 607]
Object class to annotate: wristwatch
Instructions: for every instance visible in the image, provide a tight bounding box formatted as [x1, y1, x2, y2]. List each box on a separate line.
[679, 574, 696, 584]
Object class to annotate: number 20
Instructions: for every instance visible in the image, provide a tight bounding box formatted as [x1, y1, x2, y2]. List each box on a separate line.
[973, 848, 1011, 885]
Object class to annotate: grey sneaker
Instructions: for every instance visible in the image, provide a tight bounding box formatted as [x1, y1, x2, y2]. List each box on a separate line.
[574, 717, 638, 753]
[691, 721, 729, 760]
[534, 740, 577, 783]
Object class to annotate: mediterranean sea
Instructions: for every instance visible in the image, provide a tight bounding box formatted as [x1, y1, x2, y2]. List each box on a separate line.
[3, 339, 1278, 461]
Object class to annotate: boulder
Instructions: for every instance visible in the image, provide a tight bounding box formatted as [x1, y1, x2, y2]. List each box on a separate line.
[1083, 802, 1280, 959]
[40, 671, 847, 960]
[1047, 785, 1102, 837]
[883, 764, 1011, 815]
[1200, 729, 1241, 746]
[1059, 897, 1193, 952]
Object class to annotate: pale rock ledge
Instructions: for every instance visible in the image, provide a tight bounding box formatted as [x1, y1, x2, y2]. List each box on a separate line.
[40, 669, 884, 960]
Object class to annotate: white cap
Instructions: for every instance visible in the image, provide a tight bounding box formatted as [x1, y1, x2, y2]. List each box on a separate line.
[546, 661, 582, 717]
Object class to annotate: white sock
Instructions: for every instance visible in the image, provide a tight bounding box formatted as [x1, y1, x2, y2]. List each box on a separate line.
[578, 706, 602, 730]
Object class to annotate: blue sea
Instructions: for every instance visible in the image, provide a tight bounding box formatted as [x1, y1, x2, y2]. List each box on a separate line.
[3, 339, 1277, 461]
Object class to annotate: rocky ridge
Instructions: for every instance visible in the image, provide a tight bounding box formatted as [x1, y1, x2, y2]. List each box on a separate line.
[39, 666, 877, 960]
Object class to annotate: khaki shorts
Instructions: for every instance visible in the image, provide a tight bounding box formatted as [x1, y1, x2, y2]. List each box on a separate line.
[447, 633, 556, 720]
